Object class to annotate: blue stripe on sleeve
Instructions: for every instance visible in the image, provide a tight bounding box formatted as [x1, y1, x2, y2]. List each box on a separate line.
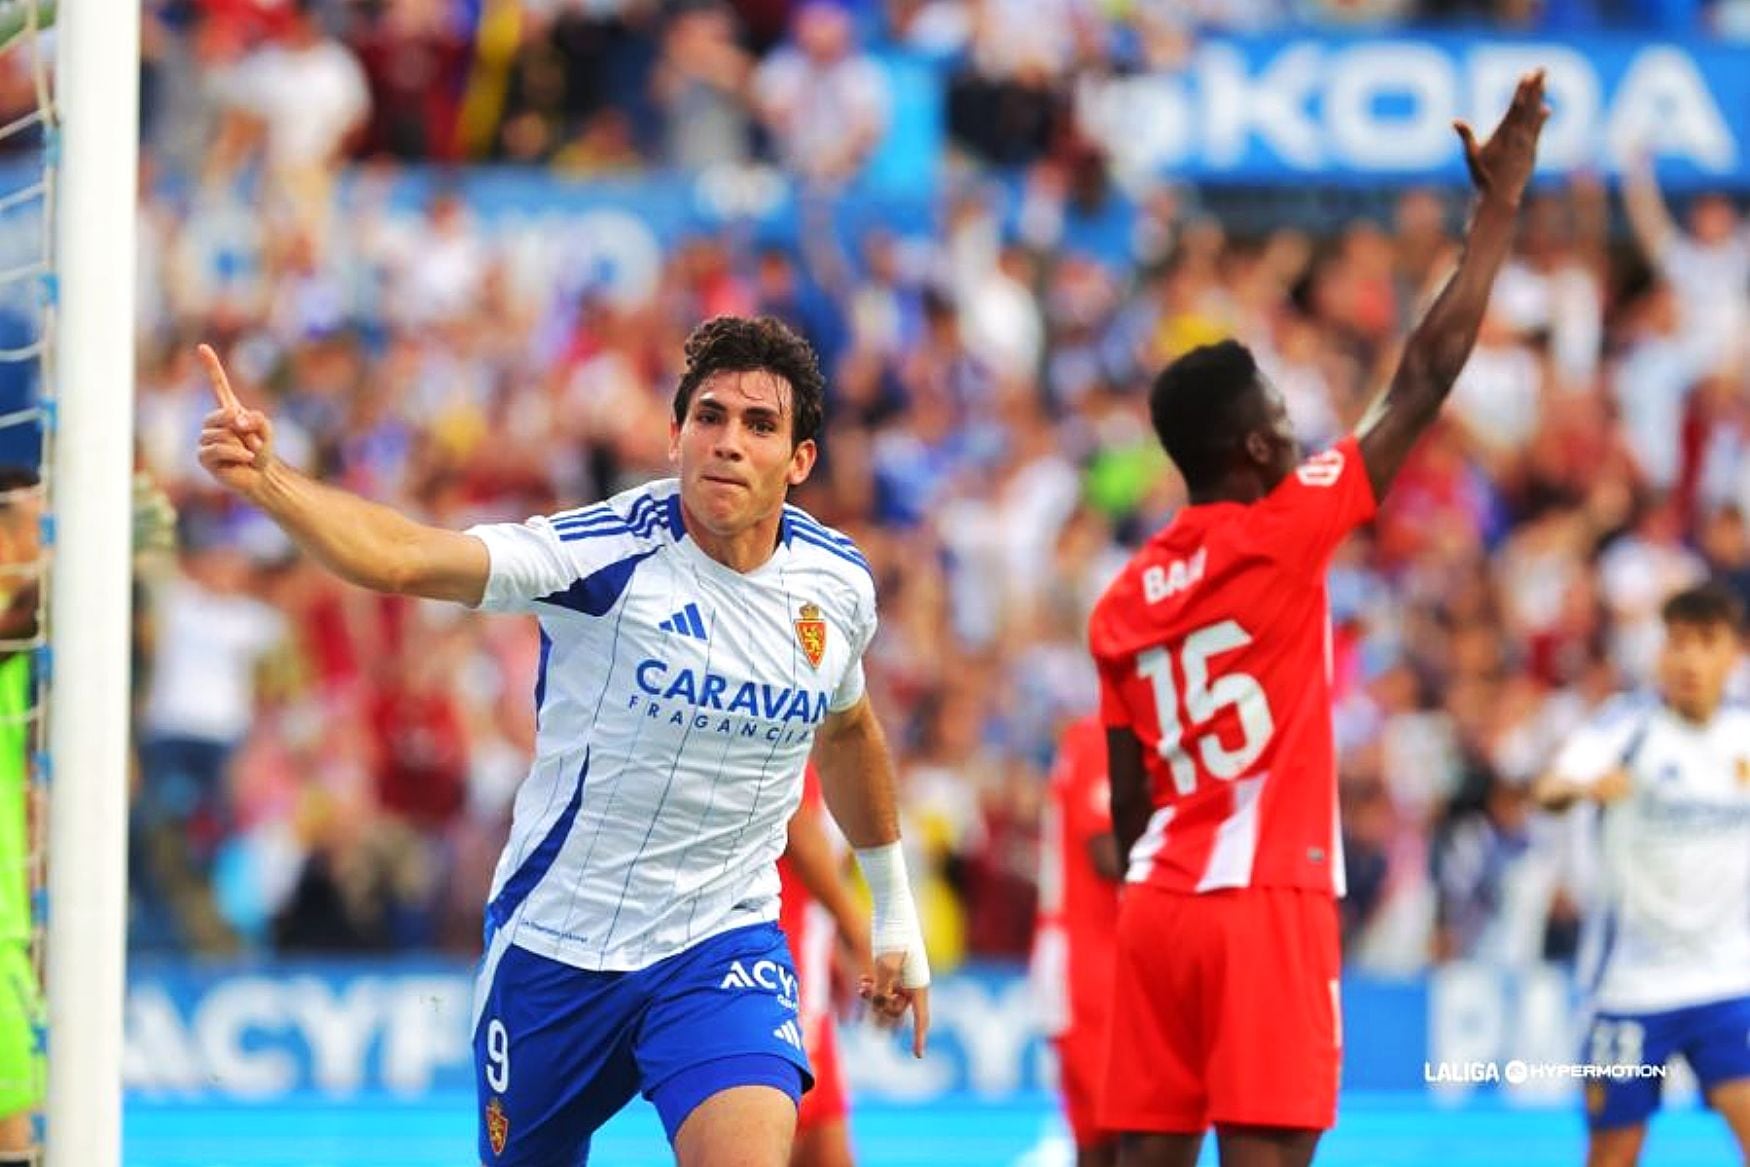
[556, 524, 635, 543]
[552, 511, 623, 533]
[783, 508, 860, 550]
[536, 548, 657, 615]
[789, 527, 873, 579]
[549, 502, 612, 526]
[554, 501, 644, 531]
[554, 497, 670, 544]
[553, 493, 655, 530]
[789, 524, 870, 565]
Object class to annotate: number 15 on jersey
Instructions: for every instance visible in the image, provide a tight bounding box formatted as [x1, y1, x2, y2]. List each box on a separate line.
[1136, 619, 1277, 796]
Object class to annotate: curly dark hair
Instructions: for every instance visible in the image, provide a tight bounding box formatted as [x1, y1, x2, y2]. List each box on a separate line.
[671, 315, 826, 447]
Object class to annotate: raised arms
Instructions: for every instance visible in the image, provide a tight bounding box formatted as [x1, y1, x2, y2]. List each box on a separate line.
[1355, 71, 1549, 500]
[1623, 149, 1680, 268]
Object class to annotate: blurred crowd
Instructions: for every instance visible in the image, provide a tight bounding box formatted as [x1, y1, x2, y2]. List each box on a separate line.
[93, 0, 1750, 975]
[131, 0, 1750, 191]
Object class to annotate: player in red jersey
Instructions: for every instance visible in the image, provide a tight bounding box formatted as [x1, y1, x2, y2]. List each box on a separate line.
[1089, 75, 1547, 1167]
[777, 764, 870, 1167]
[1031, 714, 1123, 1167]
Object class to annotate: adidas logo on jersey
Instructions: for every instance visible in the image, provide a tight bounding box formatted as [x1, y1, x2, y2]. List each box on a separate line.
[773, 1020, 804, 1050]
[658, 602, 708, 640]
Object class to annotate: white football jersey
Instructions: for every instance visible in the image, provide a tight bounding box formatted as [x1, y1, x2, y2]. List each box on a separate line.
[1552, 694, 1750, 1014]
[465, 478, 876, 973]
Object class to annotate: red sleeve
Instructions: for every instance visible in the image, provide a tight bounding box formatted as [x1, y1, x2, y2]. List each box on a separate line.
[1237, 435, 1377, 575]
[1097, 656, 1134, 730]
[1051, 720, 1112, 848]
[1075, 774, 1113, 842]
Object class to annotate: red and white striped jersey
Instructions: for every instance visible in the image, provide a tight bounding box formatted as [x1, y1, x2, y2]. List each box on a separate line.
[1088, 437, 1377, 897]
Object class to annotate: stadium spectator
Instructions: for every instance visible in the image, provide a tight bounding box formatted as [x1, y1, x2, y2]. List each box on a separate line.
[1625, 150, 1750, 370]
[754, 1, 892, 184]
[349, 0, 472, 163]
[652, 0, 757, 170]
[137, 533, 290, 949]
[212, 0, 370, 238]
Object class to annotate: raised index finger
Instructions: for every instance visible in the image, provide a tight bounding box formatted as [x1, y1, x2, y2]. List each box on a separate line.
[1515, 69, 1547, 115]
[196, 343, 241, 413]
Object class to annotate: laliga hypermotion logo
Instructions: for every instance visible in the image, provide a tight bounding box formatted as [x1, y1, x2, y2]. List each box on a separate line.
[794, 602, 827, 670]
[486, 1097, 510, 1156]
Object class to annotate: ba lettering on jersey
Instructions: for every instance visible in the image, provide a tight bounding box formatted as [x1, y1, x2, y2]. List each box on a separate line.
[1552, 695, 1750, 1014]
[465, 480, 877, 980]
[1143, 548, 1206, 605]
[1088, 437, 1377, 897]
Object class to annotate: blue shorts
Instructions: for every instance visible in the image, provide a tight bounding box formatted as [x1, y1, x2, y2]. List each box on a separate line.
[472, 922, 813, 1165]
[1583, 996, 1750, 1130]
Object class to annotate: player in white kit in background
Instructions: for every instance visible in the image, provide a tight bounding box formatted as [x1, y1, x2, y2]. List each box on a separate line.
[194, 316, 930, 1167]
[1535, 583, 1750, 1167]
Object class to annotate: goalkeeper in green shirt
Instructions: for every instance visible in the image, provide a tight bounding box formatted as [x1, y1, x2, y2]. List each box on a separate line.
[0, 468, 175, 1163]
[0, 468, 42, 1164]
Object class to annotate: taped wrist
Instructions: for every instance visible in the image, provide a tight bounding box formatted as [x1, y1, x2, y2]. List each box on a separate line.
[854, 841, 930, 989]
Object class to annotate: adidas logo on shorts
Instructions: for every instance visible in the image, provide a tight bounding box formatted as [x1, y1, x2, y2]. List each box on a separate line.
[773, 1020, 804, 1050]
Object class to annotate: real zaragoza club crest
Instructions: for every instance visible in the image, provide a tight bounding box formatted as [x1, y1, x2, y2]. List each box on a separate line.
[486, 1097, 510, 1156]
[794, 601, 827, 669]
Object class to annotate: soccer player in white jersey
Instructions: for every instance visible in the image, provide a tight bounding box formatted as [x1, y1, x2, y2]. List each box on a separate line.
[195, 316, 930, 1167]
[1534, 583, 1750, 1167]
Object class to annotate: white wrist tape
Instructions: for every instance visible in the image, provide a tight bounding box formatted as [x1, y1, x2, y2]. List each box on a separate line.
[854, 841, 931, 989]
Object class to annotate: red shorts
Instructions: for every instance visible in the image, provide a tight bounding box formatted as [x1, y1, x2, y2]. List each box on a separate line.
[1054, 1027, 1114, 1150]
[1100, 884, 1341, 1134]
[796, 1013, 847, 1130]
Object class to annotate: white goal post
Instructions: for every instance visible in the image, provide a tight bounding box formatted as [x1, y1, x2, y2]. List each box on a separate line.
[46, 0, 140, 1162]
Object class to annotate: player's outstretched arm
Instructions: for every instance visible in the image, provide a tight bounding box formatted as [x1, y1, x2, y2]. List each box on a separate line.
[1106, 727, 1150, 874]
[196, 344, 489, 605]
[1356, 70, 1548, 500]
[813, 695, 931, 1057]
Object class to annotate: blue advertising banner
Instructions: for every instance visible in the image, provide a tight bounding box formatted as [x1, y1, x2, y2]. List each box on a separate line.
[423, 35, 1750, 200]
[124, 960, 1696, 1106]
[1081, 35, 1750, 191]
